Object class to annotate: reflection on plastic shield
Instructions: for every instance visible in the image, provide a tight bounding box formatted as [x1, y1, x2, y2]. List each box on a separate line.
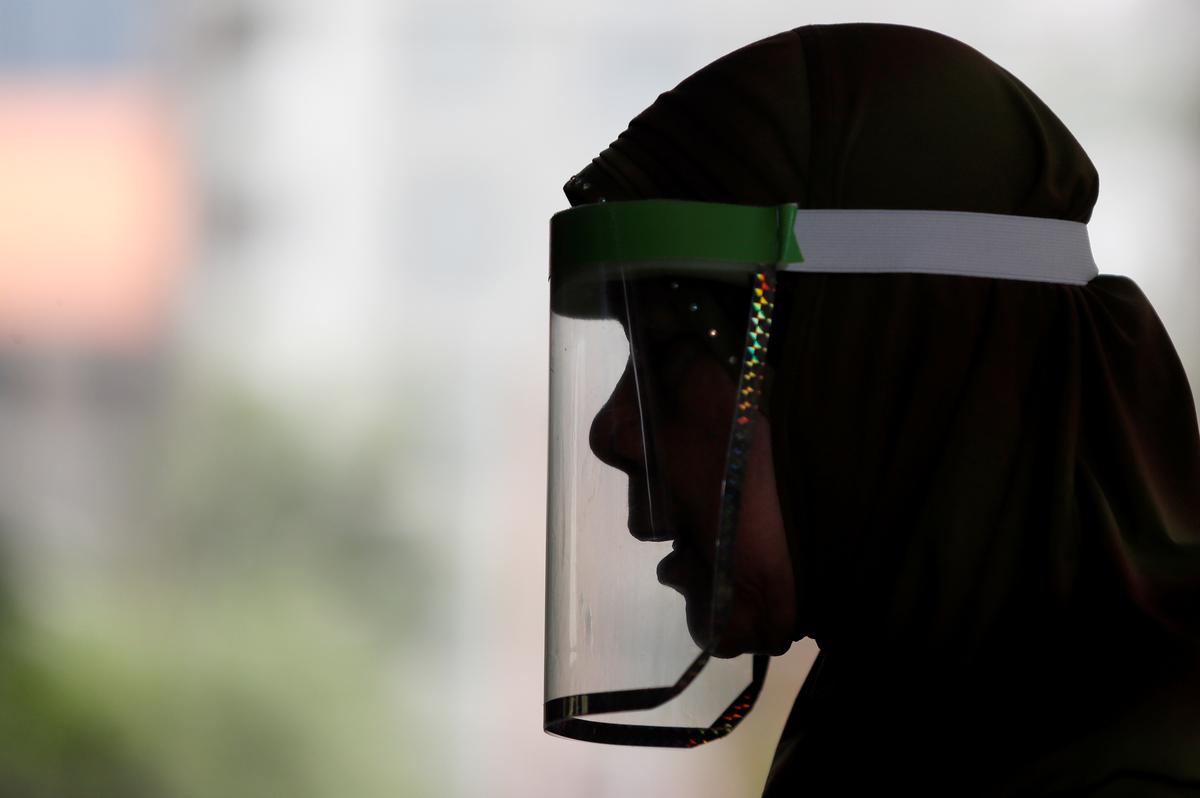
[547, 315, 699, 701]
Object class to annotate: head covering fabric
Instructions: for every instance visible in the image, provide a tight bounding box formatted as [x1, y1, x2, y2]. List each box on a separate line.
[567, 23, 1200, 795]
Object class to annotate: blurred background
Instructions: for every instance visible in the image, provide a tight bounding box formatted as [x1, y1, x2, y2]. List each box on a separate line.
[0, 0, 1194, 795]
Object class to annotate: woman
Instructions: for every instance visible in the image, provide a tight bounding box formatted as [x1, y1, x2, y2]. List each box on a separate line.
[564, 23, 1200, 796]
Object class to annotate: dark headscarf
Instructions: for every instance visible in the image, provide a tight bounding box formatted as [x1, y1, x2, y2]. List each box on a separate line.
[567, 23, 1200, 796]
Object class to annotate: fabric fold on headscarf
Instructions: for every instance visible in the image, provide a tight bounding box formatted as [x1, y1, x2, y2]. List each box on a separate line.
[568, 22, 1200, 796]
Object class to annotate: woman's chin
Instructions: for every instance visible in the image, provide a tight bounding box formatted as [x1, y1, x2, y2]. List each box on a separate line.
[682, 595, 795, 658]
[659, 547, 794, 657]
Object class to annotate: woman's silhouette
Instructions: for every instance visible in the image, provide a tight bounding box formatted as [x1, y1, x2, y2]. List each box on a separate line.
[566, 23, 1200, 796]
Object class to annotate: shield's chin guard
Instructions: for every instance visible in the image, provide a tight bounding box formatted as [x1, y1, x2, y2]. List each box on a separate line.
[544, 652, 770, 747]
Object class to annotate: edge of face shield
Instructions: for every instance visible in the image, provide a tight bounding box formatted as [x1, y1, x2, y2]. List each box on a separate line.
[545, 200, 801, 749]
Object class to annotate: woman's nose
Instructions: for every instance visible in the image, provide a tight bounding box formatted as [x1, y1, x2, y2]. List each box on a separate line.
[589, 361, 645, 473]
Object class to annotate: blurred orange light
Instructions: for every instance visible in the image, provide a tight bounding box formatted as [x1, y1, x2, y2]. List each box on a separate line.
[0, 82, 190, 348]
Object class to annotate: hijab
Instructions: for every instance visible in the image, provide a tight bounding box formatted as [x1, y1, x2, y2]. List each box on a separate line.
[566, 23, 1200, 795]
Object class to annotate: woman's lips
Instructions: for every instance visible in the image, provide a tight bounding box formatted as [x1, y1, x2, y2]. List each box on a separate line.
[656, 543, 711, 594]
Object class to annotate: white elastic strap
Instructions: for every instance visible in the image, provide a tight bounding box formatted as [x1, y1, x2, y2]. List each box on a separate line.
[784, 210, 1097, 285]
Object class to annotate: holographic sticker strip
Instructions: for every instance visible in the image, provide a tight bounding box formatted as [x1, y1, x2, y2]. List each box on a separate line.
[707, 268, 777, 648]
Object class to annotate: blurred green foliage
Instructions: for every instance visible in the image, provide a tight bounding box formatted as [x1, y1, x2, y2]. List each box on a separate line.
[0, 380, 437, 797]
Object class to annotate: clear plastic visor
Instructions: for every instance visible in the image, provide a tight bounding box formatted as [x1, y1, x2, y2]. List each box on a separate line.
[545, 261, 776, 746]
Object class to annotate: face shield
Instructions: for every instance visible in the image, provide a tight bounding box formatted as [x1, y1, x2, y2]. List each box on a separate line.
[544, 200, 1099, 747]
[545, 200, 803, 747]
